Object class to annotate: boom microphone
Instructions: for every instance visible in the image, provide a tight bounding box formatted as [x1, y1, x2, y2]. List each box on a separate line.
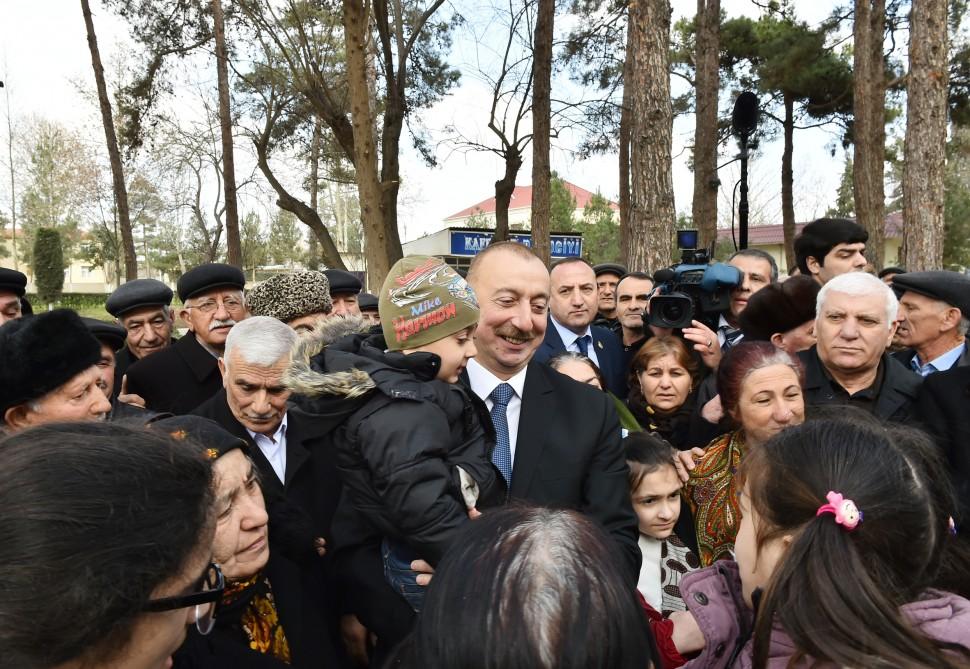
[731, 91, 759, 137]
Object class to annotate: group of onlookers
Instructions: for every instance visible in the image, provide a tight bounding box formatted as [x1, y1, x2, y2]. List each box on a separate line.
[0, 215, 969, 668]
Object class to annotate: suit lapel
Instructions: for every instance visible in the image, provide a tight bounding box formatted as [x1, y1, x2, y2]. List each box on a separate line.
[541, 315, 568, 357]
[511, 362, 554, 497]
[282, 412, 311, 488]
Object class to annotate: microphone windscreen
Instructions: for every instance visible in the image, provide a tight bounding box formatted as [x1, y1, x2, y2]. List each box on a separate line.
[732, 91, 759, 136]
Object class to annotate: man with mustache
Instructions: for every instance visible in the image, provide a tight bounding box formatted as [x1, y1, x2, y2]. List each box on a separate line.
[104, 278, 177, 389]
[126, 263, 249, 414]
[890, 270, 970, 376]
[798, 271, 921, 422]
[533, 257, 627, 397]
[463, 242, 640, 585]
[0, 309, 112, 432]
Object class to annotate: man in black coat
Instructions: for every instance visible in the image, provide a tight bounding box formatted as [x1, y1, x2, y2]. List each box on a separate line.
[891, 270, 970, 376]
[105, 278, 178, 391]
[533, 257, 629, 398]
[915, 366, 970, 523]
[126, 263, 248, 414]
[799, 271, 921, 422]
[465, 243, 640, 581]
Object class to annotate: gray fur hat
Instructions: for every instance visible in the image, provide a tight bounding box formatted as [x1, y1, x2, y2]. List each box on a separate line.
[246, 271, 333, 324]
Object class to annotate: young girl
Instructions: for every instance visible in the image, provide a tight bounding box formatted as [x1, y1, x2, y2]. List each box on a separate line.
[626, 431, 700, 615]
[677, 415, 970, 668]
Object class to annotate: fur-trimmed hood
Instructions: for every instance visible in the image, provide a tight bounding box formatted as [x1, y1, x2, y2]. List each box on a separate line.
[284, 315, 377, 399]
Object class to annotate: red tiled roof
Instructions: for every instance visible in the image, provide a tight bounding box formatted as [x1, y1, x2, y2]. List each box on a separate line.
[715, 212, 902, 244]
[445, 181, 619, 220]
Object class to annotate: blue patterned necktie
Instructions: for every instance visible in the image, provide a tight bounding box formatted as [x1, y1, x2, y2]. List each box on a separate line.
[719, 326, 743, 352]
[575, 334, 591, 357]
[489, 383, 515, 485]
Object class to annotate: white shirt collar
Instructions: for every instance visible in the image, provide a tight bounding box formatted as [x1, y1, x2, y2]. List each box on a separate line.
[245, 412, 288, 443]
[550, 315, 592, 348]
[466, 358, 527, 401]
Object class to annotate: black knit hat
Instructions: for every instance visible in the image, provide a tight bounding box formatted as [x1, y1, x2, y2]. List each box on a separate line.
[794, 218, 868, 275]
[0, 309, 103, 415]
[739, 275, 821, 341]
[150, 415, 248, 461]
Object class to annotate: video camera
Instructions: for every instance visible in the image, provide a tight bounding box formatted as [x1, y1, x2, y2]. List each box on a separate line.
[646, 230, 742, 330]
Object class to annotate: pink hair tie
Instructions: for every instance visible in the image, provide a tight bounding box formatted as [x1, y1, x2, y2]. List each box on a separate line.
[816, 491, 863, 530]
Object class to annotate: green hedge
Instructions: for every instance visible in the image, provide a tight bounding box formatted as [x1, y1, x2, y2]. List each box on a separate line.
[25, 293, 184, 322]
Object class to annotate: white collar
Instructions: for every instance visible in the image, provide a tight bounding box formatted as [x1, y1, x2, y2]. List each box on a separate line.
[550, 315, 592, 347]
[466, 358, 528, 401]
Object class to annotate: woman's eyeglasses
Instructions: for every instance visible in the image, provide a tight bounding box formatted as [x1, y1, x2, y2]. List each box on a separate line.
[143, 562, 224, 635]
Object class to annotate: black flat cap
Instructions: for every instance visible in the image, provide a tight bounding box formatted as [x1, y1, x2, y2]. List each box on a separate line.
[358, 292, 378, 312]
[177, 263, 246, 302]
[891, 270, 970, 316]
[106, 279, 174, 317]
[324, 269, 362, 295]
[0, 267, 28, 297]
[0, 310, 102, 416]
[594, 262, 627, 278]
[150, 415, 248, 461]
[878, 266, 906, 280]
[81, 317, 127, 351]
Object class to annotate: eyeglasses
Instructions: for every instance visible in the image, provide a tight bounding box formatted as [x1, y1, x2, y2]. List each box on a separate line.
[143, 562, 224, 635]
[185, 297, 244, 314]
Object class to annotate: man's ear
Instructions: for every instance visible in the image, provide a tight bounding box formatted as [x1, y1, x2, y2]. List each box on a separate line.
[805, 255, 822, 277]
[770, 332, 786, 349]
[941, 307, 962, 332]
[4, 404, 33, 431]
[218, 358, 228, 386]
[179, 308, 194, 333]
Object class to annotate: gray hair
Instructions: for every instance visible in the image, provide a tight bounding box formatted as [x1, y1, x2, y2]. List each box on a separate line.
[816, 271, 898, 329]
[224, 316, 298, 368]
[959, 316, 970, 337]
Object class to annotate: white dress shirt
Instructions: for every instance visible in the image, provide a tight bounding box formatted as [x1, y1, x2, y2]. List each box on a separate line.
[466, 358, 528, 463]
[550, 316, 600, 367]
[246, 413, 289, 484]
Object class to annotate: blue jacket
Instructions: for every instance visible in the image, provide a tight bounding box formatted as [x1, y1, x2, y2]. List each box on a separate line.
[533, 315, 629, 398]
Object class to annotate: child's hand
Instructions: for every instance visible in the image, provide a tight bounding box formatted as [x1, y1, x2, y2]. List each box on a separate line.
[675, 447, 706, 483]
[411, 559, 435, 586]
[669, 610, 705, 654]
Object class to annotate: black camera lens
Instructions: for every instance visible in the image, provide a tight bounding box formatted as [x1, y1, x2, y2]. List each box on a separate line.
[661, 301, 684, 323]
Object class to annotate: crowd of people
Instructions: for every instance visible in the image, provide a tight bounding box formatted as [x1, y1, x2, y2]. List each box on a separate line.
[0, 215, 968, 668]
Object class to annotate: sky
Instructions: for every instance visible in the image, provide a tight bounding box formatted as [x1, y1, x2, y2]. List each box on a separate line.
[1, 0, 847, 244]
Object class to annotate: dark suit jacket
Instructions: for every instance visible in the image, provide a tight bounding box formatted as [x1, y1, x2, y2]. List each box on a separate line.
[893, 337, 970, 373]
[126, 333, 223, 414]
[915, 366, 970, 523]
[533, 316, 628, 398]
[501, 361, 640, 584]
[112, 345, 137, 396]
[798, 347, 922, 422]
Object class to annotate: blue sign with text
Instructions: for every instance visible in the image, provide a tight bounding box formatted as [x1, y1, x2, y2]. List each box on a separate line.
[449, 231, 583, 258]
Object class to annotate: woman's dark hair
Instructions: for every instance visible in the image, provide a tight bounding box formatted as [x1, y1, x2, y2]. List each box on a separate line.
[0, 421, 215, 669]
[627, 335, 700, 410]
[549, 351, 607, 390]
[740, 417, 970, 669]
[624, 431, 678, 493]
[716, 341, 803, 418]
[392, 506, 659, 669]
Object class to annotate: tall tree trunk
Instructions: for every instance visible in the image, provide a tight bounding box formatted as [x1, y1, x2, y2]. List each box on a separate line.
[494, 150, 523, 242]
[307, 116, 322, 270]
[81, 0, 138, 281]
[629, 0, 675, 273]
[619, 20, 633, 255]
[902, 0, 948, 271]
[531, 0, 554, 265]
[4, 76, 18, 269]
[781, 92, 796, 271]
[691, 0, 720, 249]
[852, 0, 886, 270]
[212, 0, 241, 267]
[344, 0, 391, 287]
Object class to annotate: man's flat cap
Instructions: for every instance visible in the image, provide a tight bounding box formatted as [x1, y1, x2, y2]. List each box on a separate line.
[892, 270, 970, 316]
[0, 267, 28, 297]
[177, 263, 246, 302]
[247, 271, 332, 323]
[106, 279, 173, 317]
[81, 317, 127, 351]
[593, 263, 627, 278]
[0, 310, 102, 416]
[324, 269, 362, 295]
[358, 292, 378, 312]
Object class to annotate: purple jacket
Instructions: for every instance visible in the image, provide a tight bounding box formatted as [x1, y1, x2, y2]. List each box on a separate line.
[680, 561, 970, 668]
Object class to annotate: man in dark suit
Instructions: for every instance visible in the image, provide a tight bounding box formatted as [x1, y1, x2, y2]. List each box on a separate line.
[126, 263, 248, 414]
[891, 270, 970, 376]
[464, 242, 640, 584]
[915, 365, 970, 523]
[105, 278, 177, 390]
[533, 257, 628, 398]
